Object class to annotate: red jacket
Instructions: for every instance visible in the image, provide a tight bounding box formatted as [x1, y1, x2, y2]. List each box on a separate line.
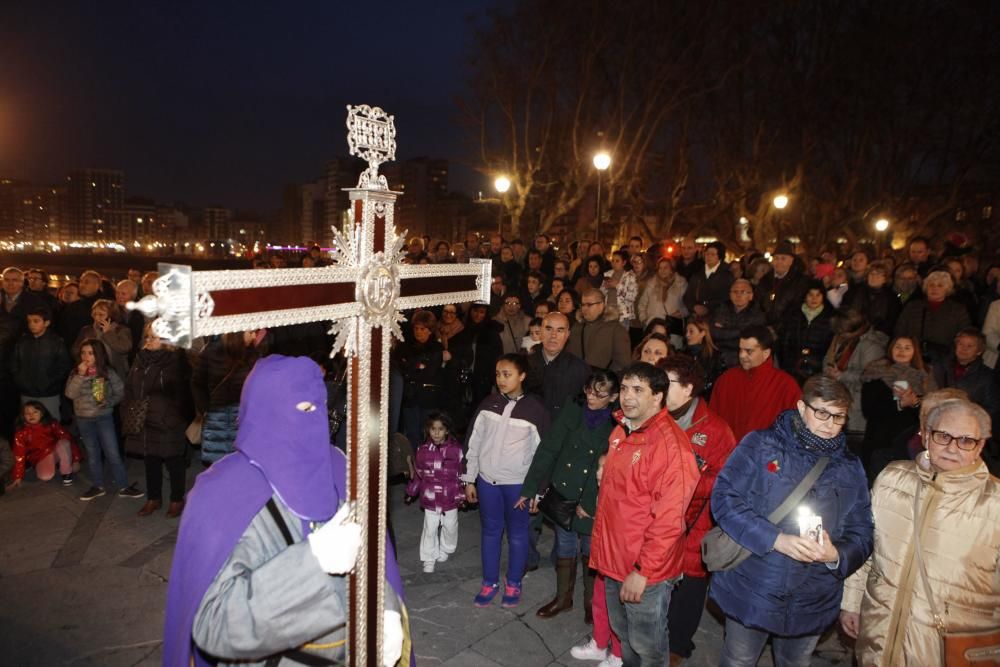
[709, 357, 801, 442]
[12, 422, 82, 482]
[678, 399, 737, 578]
[590, 407, 700, 584]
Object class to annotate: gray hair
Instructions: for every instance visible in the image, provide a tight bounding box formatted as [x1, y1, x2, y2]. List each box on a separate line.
[925, 398, 992, 439]
[923, 270, 955, 296]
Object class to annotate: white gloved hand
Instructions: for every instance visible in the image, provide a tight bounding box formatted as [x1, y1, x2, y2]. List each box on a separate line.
[382, 609, 403, 667]
[307, 502, 361, 574]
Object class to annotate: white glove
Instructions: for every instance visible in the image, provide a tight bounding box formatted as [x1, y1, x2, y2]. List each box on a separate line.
[382, 609, 403, 667]
[307, 502, 361, 574]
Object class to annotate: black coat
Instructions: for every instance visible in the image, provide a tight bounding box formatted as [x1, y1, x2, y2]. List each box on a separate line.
[124, 348, 193, 458]
[932, 357, 1000, 426]
[524, 347, 591, 419]
[447, 320, 504, 412]
[393, 338, 445, 410]
[11, 330, 73, 397]
[755, 265, 809, 328]
[56, 294, 99, 352]
[845, 285, 901, 336]
[710, 301, 767, 369]
[684, 265, 734, 314]
[779, 307, 835, 383]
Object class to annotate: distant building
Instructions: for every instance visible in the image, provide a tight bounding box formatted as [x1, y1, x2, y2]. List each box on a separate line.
[383, 157, 448, 236]
[66, 168, 124, 241]
[0, 179, 67, 244]
[325, 158, 362, 236]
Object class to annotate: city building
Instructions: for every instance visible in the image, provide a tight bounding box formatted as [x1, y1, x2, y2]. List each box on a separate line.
[66, 168, 124, 241]
[383, 157, 448, 237]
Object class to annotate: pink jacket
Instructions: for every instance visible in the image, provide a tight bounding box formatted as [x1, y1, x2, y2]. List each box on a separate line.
[406, 437, 465, 512]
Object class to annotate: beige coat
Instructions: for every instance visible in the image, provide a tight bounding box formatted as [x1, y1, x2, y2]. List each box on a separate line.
[842, 459, 1000, 667]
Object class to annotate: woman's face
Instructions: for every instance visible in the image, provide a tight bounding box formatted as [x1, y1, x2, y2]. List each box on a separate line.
[413, 324, 432, 344]
[867, 270, 887, 289]
[729, 261, 743, 279]
[926, 410, 985, 472]
[611, 255, 624, 271]
[804, 288, 825, 309]
[441, 306, 458, 323]
[92, 306, 109, 323]
[657, 261, 673, 280]
[501, 247, 514, 262]
[584, 382, 618, 411]
[631, 255, 645, 273]
[558, 293, 574, 314]
[891, 338, 916, 365]
[61, 285, 80, 304]
[588, 243, 603, 257]
[686, 324, 705, 346]
[80, 345, 96, 367]
[798, 398, 848, 440]
[495, 360, 525, 395]
[924, 280, 948, 302]
[588, 260, 601, 277]
[640, 339, 669, 364]
[23, 405, 43, 425]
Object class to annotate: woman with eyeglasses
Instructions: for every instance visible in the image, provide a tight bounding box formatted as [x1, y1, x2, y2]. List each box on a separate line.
[840, 397, 999, 667]
[710, 375, 874, 667]
[517, 370, 620, 623]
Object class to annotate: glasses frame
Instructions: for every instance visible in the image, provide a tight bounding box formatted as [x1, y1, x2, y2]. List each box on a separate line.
[804, 402, 848, 425]
[926, 429, 982, 451]
[584, 386, 611, 399]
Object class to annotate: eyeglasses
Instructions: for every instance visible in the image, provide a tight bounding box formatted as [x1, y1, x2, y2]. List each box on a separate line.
[504, 299, 520, 306]
[581, 301, 603, 308]
[804, 403, 848, 425]
[442, 308, 458, 314]
[926, 430, 982, 451]
[584, 386, 611, 399]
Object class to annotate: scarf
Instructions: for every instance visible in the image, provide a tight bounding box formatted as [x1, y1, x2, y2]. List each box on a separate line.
[801, 303, 824, 323]
[861, 359, 929, 394]
[584, 405, 613, 429]
[669, 398, 697, 430]
[438, 319, 464, 340]
[790, 411, 845, 454]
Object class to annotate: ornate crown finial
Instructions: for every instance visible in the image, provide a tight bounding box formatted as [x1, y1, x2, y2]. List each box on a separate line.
[346, 104, 397, 190]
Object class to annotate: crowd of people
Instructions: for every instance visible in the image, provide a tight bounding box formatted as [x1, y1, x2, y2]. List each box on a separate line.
[1, 227, 998, 667]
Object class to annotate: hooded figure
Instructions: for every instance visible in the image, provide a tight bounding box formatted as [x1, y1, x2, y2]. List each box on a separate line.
[163, 355, 408, 667]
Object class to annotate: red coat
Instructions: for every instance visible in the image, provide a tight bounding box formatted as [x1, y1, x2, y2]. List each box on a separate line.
[709, 357, 801, 442]
[678, 399, 737, 578]
[12, 422, 82, 482]
[590, 407, 700, 584]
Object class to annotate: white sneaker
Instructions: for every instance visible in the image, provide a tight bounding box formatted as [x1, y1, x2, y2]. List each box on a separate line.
[570, 637, 607, 661]
[422, 561, 435, 573]
[436, 553, 449, 563]
[597, 655, 623, 667]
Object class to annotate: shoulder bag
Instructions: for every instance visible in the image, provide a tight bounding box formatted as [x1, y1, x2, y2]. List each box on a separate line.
[702, 456, 829, 572]
[187, 365, 237, 445]
[538, 486, 577, 531]
[912, 485, 1000, 666]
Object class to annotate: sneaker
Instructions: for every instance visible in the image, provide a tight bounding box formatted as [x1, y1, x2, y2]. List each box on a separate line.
[473, 581, 500, 607]
[80, 486, 106, 501]
[61, 474, 75, 486]
[501, 581, 522, 608]
[436, 553, 449, 563]
[422, 561, 435, 573]
[597, 655, 623, 667]
[570, 637, 608, 661]
[117, 484, 143, 499]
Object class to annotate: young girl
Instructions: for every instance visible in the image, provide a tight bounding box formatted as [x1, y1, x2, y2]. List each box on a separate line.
[10, 401, 82, 488]
[462, 354, 551, 608]
[405, 411, 465, 573]
[65, 339, 138, 501]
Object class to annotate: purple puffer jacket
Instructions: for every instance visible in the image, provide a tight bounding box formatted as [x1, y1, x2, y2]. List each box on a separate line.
[405, 437, 465, 512]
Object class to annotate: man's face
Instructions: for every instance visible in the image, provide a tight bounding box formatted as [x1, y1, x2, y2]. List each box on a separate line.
[909, 241, 930, 264]
[534, 236, 549, 252]
[490, 234, 503, 249]
[850, 252, 869, 274]
[527, 276, 541, 294]
[26, 314, 48, 336]
[26, 272, 46, 292]
[128, 269, 142, 283]
[680, 240, 697, 261]
[503, 296, 522, 316]
[704, 247, 720, 268]
[527, 253, 542, 270]
[771, 254, 793, 275]
[436, 245, 450, 260]
[413, 324, 432, 344]
[2, 270, 23, 298]
[500, 247, 514, 262]
[954, 335, 981, 366]
[729, 281, 753, 309]
[579, 294, 605, 322]
[619, 375, 664, 424]
[79, 273, 101, 297]
[738, 337, 770, 371]
[469, 306, 487, 324]
[554, 263, 568, 279]
[628, 239, 643, 256]
[894, 268, 919, 294]
[115, 282, 136, 306]
[867, 270, 888, 289]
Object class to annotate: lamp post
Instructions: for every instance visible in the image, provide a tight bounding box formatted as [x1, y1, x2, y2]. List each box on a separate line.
[494, 176, 511, 235]
[593, 151, 611, 243]
[773, 194, 789, 210]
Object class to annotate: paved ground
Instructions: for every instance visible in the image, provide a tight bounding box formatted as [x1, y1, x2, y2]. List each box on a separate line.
[0, 458, 854, 666]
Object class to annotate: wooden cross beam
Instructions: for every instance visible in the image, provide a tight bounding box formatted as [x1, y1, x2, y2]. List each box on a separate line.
[133, 105, 491, 666]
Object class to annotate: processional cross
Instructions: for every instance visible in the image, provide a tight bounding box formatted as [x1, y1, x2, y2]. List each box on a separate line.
[132, 105, 491, 666]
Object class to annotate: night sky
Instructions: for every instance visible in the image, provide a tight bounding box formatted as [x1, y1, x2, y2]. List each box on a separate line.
[0, 1, 498, 212]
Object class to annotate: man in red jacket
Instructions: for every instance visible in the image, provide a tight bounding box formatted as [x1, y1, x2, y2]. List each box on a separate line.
[658, 354, 737, 666]
[590, 362, 700, 666]
[709, 325, 801, 441]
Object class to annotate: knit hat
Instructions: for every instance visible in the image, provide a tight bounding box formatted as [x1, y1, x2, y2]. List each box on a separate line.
[773, 240, 796, 257]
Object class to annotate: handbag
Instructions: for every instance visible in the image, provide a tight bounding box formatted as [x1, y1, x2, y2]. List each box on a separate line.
[120, 397, 150, 435]
[188, 364, 238, 445]
[702, 456, 829, 572]
[912, 486, 1000, 666]
[538, 486, 578, 531]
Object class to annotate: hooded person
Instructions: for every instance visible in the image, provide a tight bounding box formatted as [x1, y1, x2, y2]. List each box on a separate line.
[163, 355, 408, 667]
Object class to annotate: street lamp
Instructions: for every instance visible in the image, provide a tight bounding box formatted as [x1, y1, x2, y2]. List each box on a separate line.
[494, 176, 511, 234]
[593, 151, 611, 242]
[773, 194, 789, 210]
[875, 218, 890, 254]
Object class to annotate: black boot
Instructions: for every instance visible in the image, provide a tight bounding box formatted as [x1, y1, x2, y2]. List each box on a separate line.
[536, 557, 576, 618]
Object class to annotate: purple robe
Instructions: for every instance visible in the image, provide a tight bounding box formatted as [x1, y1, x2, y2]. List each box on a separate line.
[163, 355, 406, 666]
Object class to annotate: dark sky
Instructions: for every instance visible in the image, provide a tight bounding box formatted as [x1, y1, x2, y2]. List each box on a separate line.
[0, 1, 498, 212]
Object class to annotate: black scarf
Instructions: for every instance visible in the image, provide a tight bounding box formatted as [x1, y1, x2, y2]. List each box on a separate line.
[790, 411, 845, 454]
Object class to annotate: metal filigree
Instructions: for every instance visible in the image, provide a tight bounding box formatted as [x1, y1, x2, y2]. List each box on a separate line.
[346, 104, 396, 191]
[127, 264, 194, 347]
[330, 221, 361, 268]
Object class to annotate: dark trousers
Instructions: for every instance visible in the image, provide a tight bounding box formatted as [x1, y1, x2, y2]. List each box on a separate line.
[144, 455, 186, 502]
[666, 574, 710, 658]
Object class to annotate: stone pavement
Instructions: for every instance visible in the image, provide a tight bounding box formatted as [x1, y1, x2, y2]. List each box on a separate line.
[0, 459, 854, 666]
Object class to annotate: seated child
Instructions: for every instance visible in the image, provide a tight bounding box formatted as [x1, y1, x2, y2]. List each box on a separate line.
[10, 401, 82, 488]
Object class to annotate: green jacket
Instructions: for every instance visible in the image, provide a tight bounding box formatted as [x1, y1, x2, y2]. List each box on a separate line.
[521, 399, 615, 535]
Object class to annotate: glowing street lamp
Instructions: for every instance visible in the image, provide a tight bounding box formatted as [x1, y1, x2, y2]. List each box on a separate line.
[593, 151, 611, 242]
[494, 176, 511, 234]
[773, 194, 789, 210]
[874, 218, 890, 232]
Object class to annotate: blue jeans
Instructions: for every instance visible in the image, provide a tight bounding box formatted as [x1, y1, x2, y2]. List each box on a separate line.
[720, 618, 820, 667]
[78, 414, 128, 489]
[553, 522, 591, 558]
[605, 576, 674, 666]
[476, 478, 530, 586]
